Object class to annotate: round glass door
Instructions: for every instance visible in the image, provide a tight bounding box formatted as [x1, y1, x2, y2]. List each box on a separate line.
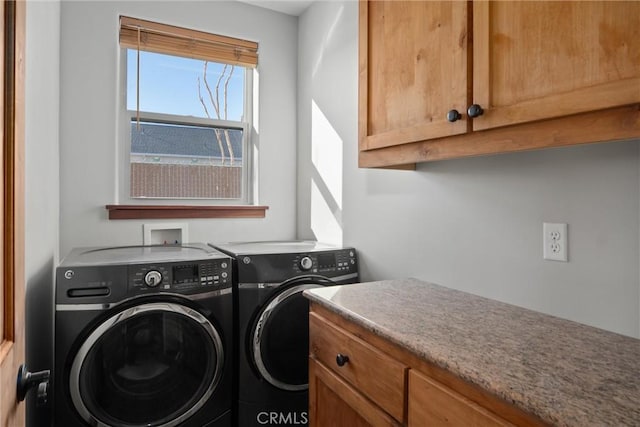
[252, 281, 331, 391]
[69, 302, 224, 427]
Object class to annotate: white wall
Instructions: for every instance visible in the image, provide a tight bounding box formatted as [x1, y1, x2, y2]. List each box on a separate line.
[297, 1, 640, 338]
[25, 1, 61, 425]
[59, 1, 298, 255]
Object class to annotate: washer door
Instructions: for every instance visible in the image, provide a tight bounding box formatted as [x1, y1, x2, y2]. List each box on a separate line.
[69, 301, 224, 427]
[252, 276, 334, 391]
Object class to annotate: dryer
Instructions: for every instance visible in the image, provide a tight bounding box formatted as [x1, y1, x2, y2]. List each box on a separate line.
[53, 244, 233, 427]
[210, 241, 359, 427]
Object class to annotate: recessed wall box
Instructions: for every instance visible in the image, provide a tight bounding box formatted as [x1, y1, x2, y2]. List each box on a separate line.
[143, 223, 189, 245]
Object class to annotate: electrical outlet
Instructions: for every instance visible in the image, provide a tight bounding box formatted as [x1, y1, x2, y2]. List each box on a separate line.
[543, 222, 568, 262]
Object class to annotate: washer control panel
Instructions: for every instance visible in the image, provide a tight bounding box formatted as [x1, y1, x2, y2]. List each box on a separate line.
[128, 258, 231, 294]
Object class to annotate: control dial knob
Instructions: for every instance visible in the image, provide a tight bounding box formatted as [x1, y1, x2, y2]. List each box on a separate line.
[144, 270, 162, 287]
[299, 256, 313, 271]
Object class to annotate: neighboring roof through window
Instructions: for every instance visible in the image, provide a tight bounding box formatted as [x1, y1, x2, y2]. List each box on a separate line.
[131, 121, 243, 160]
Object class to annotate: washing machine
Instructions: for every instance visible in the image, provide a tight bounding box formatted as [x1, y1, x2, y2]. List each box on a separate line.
[53, 244, 233, 427]
[209, 241, 359, 427]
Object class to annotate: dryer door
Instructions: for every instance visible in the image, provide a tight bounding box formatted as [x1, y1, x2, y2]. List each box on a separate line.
[68, 301, 224, 427]
[251, 276, 334, 391]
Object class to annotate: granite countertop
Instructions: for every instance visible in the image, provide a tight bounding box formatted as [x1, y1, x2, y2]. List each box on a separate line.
[304, 278, 640, 427]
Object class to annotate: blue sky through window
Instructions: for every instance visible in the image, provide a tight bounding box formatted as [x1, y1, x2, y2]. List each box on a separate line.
[126, 50, 245, 121]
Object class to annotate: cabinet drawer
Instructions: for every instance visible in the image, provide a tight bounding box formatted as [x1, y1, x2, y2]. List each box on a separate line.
[309, 312, 407, 422]
[408, 370, 514, 427]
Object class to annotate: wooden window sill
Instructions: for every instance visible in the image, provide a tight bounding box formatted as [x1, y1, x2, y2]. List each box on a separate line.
[105, 204, 269, 220]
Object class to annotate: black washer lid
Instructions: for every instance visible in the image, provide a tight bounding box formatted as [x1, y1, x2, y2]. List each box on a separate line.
[60, 243, 227, 267]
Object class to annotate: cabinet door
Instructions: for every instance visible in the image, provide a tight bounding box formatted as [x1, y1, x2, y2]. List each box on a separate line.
[360, 1, 470, 151]
[309, 312, 406, 421]
[309, 358, 401, 427]
[473, 1, 640, 131]
[408, 370, 513, 427]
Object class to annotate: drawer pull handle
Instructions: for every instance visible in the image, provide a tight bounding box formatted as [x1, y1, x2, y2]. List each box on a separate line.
[336, 353, 350, 367]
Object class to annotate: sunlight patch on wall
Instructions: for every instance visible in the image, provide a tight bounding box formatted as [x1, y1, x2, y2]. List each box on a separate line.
[311, 4, 344, 78]
[311, 100, 343, 245]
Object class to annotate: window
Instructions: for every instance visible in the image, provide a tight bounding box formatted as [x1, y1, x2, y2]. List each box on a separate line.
[118, 17, 258, 205]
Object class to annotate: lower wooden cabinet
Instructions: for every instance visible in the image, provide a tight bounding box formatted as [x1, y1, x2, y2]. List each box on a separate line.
[308, 303, 547, 427]
[408, 370, 513, 427]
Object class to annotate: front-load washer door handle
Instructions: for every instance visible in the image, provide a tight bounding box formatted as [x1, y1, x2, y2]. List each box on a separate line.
[16, 364, 50, 406]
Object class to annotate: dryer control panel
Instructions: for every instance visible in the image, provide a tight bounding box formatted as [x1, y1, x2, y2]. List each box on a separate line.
[293, 249, 357, 275]
[128, 258, 231, 294]
[234, 248, 358, 283]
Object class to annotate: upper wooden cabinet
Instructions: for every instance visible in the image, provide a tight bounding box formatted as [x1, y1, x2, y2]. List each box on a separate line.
[473, 1, 640, 131]
[358, 1, 640, 168]
[361, 1, 470, 150]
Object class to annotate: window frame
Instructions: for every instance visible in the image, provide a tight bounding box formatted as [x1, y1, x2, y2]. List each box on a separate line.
[118, 48, 255, 206]
[114, 17, 268, 213]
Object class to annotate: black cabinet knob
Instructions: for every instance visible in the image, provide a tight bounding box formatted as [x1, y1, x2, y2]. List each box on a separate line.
[467, 104, 484, 118]
[446, 109, 462, 122]
[336, 353, 349, 367]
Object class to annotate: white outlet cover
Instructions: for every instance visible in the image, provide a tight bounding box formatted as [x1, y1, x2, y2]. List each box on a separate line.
[543, 222, 568, 262]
